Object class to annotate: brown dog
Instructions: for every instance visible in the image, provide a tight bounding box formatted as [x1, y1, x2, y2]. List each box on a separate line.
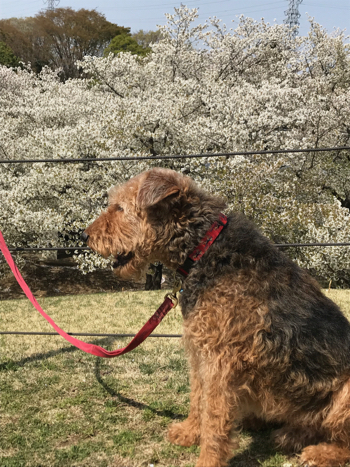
[84, 168, 350, 467]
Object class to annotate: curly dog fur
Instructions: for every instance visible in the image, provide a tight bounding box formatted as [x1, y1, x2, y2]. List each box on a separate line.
[84, 168, 350, 467]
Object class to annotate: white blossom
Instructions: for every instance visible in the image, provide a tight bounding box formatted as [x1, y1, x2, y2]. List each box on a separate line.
[0, 7, 349, 283]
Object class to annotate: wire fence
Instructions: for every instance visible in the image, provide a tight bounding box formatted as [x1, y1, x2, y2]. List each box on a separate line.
[0, 332, 182, 338]
[1, 145, 349, 164]
[2, 145, 350, 338]
[3, 145, 350, 251]
[6, 241, 350, 252]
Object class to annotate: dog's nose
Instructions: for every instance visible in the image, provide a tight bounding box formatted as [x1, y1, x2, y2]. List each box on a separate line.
[81, 232, 89, 243]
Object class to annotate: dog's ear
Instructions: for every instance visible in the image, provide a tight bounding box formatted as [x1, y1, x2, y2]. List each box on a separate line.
[136, 170, 181, 209]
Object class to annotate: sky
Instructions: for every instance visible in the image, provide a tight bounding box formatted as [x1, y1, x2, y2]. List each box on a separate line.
[0, 0, 349, 37]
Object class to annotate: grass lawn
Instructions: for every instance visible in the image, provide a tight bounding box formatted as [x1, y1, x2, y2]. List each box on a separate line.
[1, 289, 350, 467]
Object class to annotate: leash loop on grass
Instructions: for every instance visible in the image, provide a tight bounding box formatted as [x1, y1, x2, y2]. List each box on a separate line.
[0, 230, 175, 358]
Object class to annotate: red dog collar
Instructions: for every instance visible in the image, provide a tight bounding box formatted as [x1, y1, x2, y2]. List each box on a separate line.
[177, 213, 228, 277]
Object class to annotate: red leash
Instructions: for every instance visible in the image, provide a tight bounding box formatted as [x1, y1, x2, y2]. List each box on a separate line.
[0, 230, 176, 358]
[0, 215, 227, 358]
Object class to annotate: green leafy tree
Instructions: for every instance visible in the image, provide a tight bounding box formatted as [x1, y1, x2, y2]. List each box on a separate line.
[104, 34, 150, 57]
[35, 8, 129, 79]
[0, 41, 20, 67]
[0, 9, 129, 78]
[0, 18, 41, 69]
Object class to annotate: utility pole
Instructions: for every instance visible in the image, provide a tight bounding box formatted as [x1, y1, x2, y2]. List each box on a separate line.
[284, 0, 303, 37]
[44, 0, 60, 11]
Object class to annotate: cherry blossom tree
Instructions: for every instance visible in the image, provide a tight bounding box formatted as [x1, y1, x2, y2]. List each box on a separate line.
[0, 6, 349, 284]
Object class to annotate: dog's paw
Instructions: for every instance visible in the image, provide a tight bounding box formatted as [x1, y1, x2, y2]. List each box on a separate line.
[300, 443, 350, 467]
[300, 445, 324, 467]
[168, 420, 200, 447]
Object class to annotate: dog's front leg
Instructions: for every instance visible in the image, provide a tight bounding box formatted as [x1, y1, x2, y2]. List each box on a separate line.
[168, 350, 202, 446]
[191, 365, 239, 467]
[196, 362, 239, 467]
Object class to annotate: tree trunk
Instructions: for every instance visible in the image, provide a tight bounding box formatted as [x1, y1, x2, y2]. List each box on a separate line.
[145, 263, 163, 290]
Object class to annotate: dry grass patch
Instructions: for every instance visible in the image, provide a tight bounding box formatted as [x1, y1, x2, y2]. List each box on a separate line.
[325, 289, 350, 318]
[1, 288, 350, 467]
[1, 290, 183, 359]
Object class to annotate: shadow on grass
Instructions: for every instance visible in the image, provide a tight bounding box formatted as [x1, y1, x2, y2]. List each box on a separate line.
[0, 336, 117, 371]
[1, 336, 186, 420]
[228, 427, 286, 467]
[94, 357, 185, 421]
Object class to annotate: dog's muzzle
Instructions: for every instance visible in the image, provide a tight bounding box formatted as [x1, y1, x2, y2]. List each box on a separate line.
[81, 232, 89, 243]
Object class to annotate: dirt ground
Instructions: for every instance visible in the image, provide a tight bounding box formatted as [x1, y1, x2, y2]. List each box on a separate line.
[0, 256, 141, 300]
[0, 252, 174, 300]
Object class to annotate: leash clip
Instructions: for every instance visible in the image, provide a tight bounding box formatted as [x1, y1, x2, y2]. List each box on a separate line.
[165, 278, 182, 309]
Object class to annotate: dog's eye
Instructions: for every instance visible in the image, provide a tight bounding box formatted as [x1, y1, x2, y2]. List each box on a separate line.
[116, 205, 124, 212]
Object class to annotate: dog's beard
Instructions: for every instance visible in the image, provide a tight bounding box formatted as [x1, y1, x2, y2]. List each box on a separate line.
[112, 253, 149, 281]
[112, 251, 134, 269]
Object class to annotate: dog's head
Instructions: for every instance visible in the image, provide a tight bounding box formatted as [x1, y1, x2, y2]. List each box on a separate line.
[83, 168, 225, 279]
